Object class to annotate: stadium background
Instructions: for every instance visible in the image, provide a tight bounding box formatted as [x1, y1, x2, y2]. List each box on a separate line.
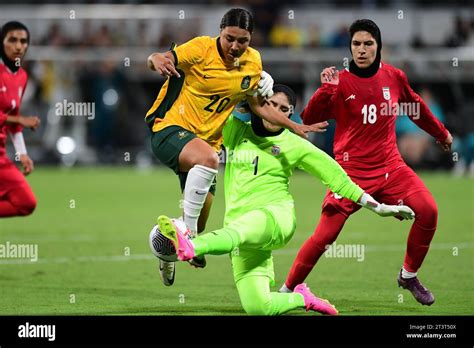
[0, 0, 473, 316]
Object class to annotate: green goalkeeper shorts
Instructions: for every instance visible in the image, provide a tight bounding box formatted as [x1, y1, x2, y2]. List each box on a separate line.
[229, 202, 296, 286]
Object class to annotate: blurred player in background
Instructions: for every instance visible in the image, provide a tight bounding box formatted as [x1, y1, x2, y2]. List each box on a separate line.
[281, 19, 453, 306]
[0, 21, 41, 218]
[145, 8, 313, 286]
[153, 85, 414, 315]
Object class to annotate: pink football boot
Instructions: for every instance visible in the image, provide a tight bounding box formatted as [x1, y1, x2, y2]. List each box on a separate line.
[294, 283, 338, 315]
[157, 215, 195, 261]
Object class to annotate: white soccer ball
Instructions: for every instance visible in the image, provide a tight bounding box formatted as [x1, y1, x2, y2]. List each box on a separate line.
[149, 224, 178, 262]
[148, 218, 191, 262]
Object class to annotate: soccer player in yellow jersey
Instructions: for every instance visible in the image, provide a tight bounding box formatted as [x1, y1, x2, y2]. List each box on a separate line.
[146, 8, 314, 285]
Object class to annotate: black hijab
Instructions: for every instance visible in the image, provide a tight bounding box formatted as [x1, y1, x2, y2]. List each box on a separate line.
[1, 21, 30, 72]
[348, 19, 382, 78]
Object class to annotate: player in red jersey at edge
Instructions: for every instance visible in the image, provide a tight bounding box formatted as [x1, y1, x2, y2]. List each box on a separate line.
[0, 21, 41, 218]
[280, 19, 453, 306]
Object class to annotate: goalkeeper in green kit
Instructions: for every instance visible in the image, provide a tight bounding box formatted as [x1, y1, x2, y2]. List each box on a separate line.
[154, 85, 415, 315]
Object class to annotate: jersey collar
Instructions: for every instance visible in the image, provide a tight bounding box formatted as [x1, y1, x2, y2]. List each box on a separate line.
[251, 113, 285, 137]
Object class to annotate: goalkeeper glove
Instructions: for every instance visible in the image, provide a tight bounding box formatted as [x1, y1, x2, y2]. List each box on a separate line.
[359, 193, 415, 220]
[257, 71, 274, 98]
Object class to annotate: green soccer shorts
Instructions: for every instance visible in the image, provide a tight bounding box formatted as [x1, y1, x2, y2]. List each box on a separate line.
[151, 125, 217, 195]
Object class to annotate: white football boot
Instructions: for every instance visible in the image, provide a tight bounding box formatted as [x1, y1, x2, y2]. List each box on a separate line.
[158, 260, 175, 286]
[149, 224, 176, 287]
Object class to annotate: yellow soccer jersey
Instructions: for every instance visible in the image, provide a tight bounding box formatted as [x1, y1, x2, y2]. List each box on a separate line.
[145, 36, 262, 150]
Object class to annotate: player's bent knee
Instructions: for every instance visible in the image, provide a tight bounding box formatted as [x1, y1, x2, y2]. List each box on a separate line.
[426, 201, 438, 223]
[199, 152, 219, 170]
[412, 193, 438, 228]
[180, 141, 219, 171]
[185, 153, 218, 171]
[18, 197, 37, 216]
[420, 202, 438, 229]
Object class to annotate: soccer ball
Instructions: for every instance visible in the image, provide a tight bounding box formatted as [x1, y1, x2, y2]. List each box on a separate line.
[149, 224, 177, 262]
[148, 218, 191, 262]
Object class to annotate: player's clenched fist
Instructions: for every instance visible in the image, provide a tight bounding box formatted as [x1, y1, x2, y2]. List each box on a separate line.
[257, 71, 274, 98]
[19, 116, 40, 130]
[19, 154, 34, 175]
[437, 131, 453, 152]
[321, 66, 339, 85]
[147, 52, 181, 78]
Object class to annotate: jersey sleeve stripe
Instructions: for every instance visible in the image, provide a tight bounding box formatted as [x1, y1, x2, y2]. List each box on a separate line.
[169, 42, 178, 66]
[145, 71, 185, 130]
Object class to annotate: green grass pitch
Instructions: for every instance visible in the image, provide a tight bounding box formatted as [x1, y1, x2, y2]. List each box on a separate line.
[0, 167, 472, 315]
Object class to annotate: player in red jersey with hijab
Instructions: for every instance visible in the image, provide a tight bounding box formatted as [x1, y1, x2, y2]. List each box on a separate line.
[0, 21, 40, 218]
[281, 19, 452, 306]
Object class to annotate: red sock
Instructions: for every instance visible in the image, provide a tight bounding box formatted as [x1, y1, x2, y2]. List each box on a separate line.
[285, 207, 347, 290]
[0, 184, 37, 217]
[402, 191, 438, 272]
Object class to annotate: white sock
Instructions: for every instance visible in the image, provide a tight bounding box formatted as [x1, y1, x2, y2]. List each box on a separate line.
[279, 284, 292, 293]
[183, 165, 217, 235]
[401, 267, 417, 279]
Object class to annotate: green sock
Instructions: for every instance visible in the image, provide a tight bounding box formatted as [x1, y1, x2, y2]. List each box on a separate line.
[193, 228, 239, 256]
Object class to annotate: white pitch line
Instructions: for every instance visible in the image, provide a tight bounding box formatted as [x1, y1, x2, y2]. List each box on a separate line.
[273, 242, 473, 254]
[0, 242, 472, 265]
[0, 254, 153, 265]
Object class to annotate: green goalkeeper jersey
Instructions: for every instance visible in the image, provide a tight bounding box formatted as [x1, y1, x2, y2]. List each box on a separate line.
[222, 115, 363, 225]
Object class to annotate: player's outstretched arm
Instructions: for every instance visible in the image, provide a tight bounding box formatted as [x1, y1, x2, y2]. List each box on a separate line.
[247, 95, 313, 139]
[245, 70, 313, 135]
[398, 69, 452, 151]
[298, 139, 364, 201]
[297, 140, 414, 220]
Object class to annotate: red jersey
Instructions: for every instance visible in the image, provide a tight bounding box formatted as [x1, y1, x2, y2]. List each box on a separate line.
[0, 60, 27, 166]
[301, 62, 448, 178]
